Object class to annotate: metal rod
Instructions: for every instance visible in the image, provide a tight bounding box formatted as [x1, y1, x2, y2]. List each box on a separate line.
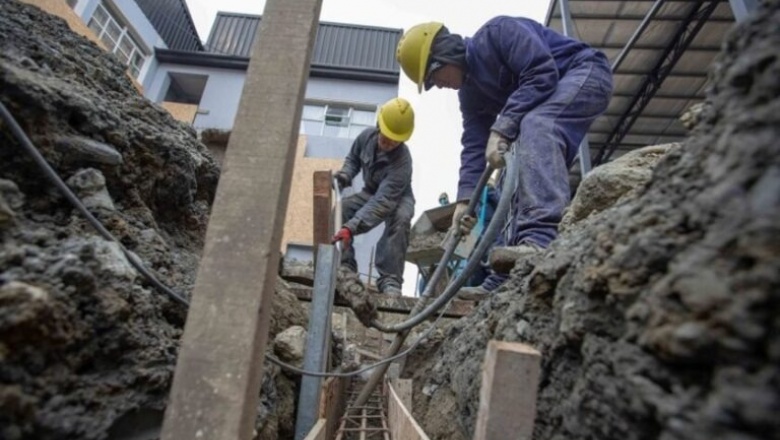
[578, 137, 592, 175]
[595, 0, 720, 164]
[728, 0, 759, 21]
[559, 0, 577, 38]
[612, 0, 664, 72]
[294, 244, 340, 440]
[360, 407, 367, 440]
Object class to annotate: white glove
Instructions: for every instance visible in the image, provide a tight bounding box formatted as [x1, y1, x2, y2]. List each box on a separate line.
[451, 201, 476, 235]
[485, 131, 510, 169]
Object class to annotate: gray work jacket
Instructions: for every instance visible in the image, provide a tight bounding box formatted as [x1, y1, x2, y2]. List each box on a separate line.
[340, 128, 414, 234]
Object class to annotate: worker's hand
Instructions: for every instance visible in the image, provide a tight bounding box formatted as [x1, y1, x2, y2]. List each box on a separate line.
[451, 201, 476, 236]
[485, 131, 510, 169]
[334, 172, 352, 191]
[331, 227, 353, 248]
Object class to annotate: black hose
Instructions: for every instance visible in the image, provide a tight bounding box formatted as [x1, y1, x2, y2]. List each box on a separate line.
[370, 153, 517, 333]
[1, 101, 461, 379]
[0, 100, 189, 306]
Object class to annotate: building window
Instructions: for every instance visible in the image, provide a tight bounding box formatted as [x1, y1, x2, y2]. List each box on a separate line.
[87, 2, 147, 79]
[301, 103, 376, 139]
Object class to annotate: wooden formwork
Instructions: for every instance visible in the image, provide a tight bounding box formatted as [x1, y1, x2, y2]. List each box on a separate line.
[319, 377, 350, 440]
[386, 380, 428, 440]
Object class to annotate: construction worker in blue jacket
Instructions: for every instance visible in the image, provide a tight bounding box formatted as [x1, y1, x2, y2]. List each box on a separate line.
[396, 16, 613, 297]
[331, 98, 416, 297]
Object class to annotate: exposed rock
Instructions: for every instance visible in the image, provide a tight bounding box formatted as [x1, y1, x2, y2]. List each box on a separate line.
[273, 325, 307, 367]
[66, 167, 116, 211]
[0, 179, 24, 210]
[0, 180, 23, 229]
[280, 258, 314, 285]
[0, 195, 14, 228]
[0, 2, 305, 439]
[336, 266, 378, 327]
[560, 143, 676, 233]
[409, 4, 780, 440]
[54, 135, 123, 165]
[680, 102, 706, 131]
[281, 259, 379, 327]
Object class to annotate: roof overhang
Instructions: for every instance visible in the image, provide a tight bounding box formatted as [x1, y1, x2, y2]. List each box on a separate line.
[154, 48, 399, 84]
[546, 0, 736, 163]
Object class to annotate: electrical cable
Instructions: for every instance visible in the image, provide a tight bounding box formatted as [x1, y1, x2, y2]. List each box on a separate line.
[1, 103, 459, 379]
[366, 159, 518, 334]
[266, 294, 455, 378]
[0, 100, 189, 306]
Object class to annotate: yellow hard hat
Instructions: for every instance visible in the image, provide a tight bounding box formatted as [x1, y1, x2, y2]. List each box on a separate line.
[377, 98, 415, 142]
[396, 22, 444, 93]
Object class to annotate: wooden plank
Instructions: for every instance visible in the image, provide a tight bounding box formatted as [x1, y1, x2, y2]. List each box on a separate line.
[312, 170, 333, 261]
[302, 419, 327, 440]
[318, 377, 348, 440]
[474, 341, 541, 440]
[388, 382, 429, 440]
[391, 378, 413, 411]
[158, 0, 323, 439]
[289, 286, 475, 318]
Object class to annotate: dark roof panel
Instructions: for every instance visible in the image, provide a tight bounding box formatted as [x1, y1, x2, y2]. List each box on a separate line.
[135, 0, 203, 52]
[206, 12, 401, 74]
[546, 0, 737, 162]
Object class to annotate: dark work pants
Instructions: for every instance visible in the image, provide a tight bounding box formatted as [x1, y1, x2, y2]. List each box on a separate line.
[340, 191, 415, 290]
[483, 56, 613, 291]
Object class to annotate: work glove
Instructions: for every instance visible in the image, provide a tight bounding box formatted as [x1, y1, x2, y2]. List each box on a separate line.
[485, 131, 510, 169]
[451, 201, 477, 236]
[331, 226, 353, 248]
[334, 172, 352, 191]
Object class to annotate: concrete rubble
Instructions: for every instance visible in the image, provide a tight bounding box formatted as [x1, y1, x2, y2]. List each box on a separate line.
[1, 1, 778, 440]
[403, 4, 780, 439]
[0, 2, 309, 439]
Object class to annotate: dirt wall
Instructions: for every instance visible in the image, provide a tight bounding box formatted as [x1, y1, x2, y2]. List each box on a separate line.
[408, 4, 780, 440]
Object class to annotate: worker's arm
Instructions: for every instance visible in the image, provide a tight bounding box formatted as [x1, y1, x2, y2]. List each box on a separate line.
[344, 148, 412, 234]
[339, 128, 370, 179]
[488, 17, 559, 140]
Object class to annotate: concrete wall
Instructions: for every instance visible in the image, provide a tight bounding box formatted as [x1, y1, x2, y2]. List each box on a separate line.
[148, 62, 398, 285]
[147, 64, 247, 130]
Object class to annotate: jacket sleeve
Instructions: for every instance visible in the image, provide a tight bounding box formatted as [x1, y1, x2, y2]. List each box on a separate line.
[344, 149, 412, 234]
[340, 129, 369, 179]
[489, 19, 559, 140]
[457, 94, 493, 201]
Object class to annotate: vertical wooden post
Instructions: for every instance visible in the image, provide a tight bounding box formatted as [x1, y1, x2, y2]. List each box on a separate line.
[313, 170, 333, 261]
[474, 341, 541, 440]
[159, 0, 323, 439]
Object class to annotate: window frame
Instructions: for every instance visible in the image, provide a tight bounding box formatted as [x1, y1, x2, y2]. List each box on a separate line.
[87, 2, 148, 79]
[301, 101, 377, 139]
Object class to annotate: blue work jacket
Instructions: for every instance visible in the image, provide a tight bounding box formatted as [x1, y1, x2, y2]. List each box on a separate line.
[456, 16, 601, 200]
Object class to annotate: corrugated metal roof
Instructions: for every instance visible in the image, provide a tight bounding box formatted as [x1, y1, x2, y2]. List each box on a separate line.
[135, 0, 203, 52]
[205, 12, 401, 74]
[545, 0, 736, 163]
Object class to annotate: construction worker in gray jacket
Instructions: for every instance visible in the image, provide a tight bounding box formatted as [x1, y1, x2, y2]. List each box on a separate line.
[331, 98, 416, 296]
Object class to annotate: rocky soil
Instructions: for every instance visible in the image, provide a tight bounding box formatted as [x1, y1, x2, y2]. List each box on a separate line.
[407, 4, 780, 440]
[0, 2, 309, 439]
